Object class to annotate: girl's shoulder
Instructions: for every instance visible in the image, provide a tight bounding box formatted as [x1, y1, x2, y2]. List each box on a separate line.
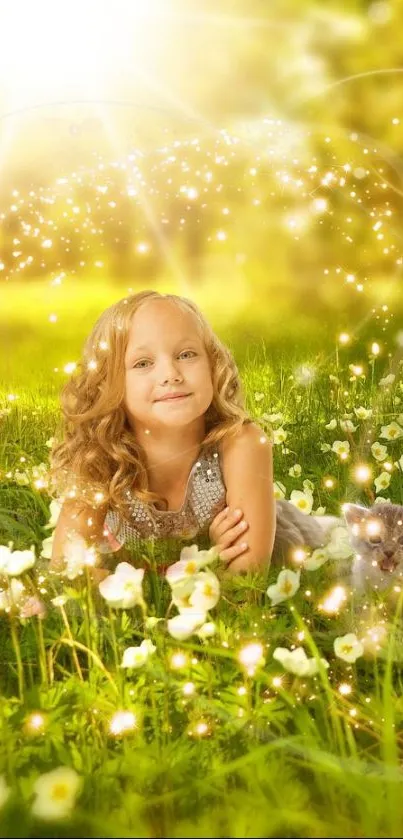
[218, 419, 268, 473]
[219, 419, 264, 455]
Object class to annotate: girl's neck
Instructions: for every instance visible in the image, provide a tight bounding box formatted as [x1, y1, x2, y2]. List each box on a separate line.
[135, 422, 206, 490]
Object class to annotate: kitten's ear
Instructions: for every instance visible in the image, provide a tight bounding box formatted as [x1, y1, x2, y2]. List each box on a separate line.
[342, 503, 371, 528]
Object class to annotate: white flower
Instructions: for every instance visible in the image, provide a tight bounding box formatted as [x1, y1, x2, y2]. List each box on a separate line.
[51, 595, 68, 607]
[55, 534, 97, 580]
[20, 596, 47, 619]
[325, 418, 337, 430]
[45, 437, 55, 448]
[380, 422, 403, 441]
[189, 570, 220, 612]
[289, 490, 313, 515]
[0, 545, 36, 576]
[99, 562, 145, 609]
[304, 547, 330, 571]
[326, 526, 354, 560]
[374, 471, 391, 493]
[302, 479, 314, 494]
[0, 579, 26, 611]
[334, 633, 364, 663]
[40, 534, 54, 560]
[167, 609, 207, 641]
[166, 545, 217, 587]
[371, 442, 388, 462]
[374, 497, 390, 505]
[320, 443, 332, 452]
[266, 569, 300, 605]
[121, 639, 156, 668]
[272, 427, 288, 444]
[379, 373, 395, 387]
[145, 616, 163, 629]
[44, 500, 62, 530]
[262, 412, 284, 424]
[31, 766, 82, 821]
[340, 420, 358, 433]
[170, 578, 197, 610]
[331, 440, 350, 458]
[288, 464, 302, 477]
[196, 621, 217, 639]
[354, 406, 372, 420]
[273, 481, 286, 500]
[13, 471, 30, 486]
[273, 646, 329, 677]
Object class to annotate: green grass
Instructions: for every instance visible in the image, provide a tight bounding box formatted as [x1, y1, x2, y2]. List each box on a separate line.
[1, 278, 403, 837]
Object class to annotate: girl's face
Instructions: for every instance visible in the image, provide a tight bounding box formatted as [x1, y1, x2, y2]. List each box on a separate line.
[123, 300, 214, 432]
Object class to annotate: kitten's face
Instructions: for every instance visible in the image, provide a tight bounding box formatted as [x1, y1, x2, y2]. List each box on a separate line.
[343, 503, 403, 578]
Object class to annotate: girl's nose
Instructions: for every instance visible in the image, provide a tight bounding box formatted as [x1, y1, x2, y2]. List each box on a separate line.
[384, 548, 395, 558]
[159, 364, 182, 383]
[161, 372, 182, 384]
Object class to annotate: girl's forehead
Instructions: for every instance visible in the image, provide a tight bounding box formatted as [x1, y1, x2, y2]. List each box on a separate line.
[129, 301, 200, 336]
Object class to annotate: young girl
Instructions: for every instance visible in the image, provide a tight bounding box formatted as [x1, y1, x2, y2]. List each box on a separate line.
[49, 290, 335, 580]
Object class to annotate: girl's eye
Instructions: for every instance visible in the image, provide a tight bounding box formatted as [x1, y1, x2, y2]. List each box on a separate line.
[369, 536, 382, 545]
[180, 351, 196, 359]
[133, 351, 196, 369]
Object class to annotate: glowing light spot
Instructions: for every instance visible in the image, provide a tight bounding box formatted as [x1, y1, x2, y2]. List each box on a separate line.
[319, 586, 347, 614]
[354, 464, 372, 483]
[170, 652, 188, 670]
[109, 711, 137, 735]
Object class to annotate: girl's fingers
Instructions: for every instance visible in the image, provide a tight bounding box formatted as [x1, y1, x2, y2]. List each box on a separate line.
[218, 519, 248, 546]
[215, 506, 230, 522]
[217, 540, 249, 563]
[213, 509, 244, 540]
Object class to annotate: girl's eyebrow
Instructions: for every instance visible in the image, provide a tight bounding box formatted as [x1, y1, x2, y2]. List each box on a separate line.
[129, 337, 199, 354]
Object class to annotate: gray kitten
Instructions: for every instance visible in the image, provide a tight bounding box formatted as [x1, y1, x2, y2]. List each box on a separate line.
[343, 502, 403, 592]
[271, 499, 341, 564]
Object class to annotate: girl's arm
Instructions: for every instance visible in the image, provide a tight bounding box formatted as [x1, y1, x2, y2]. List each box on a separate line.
[220, 422, 276, 574]
[50, 499, 110, 581]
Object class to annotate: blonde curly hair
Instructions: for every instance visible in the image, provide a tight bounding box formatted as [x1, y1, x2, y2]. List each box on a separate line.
[49, 290, 252, 520]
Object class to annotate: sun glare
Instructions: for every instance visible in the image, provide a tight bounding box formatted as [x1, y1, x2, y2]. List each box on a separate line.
[0, 0, 170, 108]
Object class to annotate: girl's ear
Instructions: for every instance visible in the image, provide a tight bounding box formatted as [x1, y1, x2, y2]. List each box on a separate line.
[342, 503, 371, 528]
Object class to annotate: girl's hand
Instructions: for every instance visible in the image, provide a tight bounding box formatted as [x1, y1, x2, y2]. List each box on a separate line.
[88, 566, 110, 584]
[208, 506, 249, 564]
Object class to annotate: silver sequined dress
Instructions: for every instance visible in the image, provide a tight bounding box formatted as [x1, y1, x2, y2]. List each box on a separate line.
[98, 447, 227, 554]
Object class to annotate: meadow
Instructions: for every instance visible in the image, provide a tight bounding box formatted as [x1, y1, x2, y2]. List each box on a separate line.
[0, 277, 403, 838]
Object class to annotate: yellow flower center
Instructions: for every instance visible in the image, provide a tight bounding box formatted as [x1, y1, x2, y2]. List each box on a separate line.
[282, 580, 293, 595]
[185, 561, 197, 574]
[203, 584, 213, 597]
[342, 644, 353, 654]
[51, 783, 70, 801]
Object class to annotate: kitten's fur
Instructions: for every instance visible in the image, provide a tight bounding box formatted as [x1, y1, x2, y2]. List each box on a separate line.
[343, 502, 403, 593]
[271, 499, 342, 564]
